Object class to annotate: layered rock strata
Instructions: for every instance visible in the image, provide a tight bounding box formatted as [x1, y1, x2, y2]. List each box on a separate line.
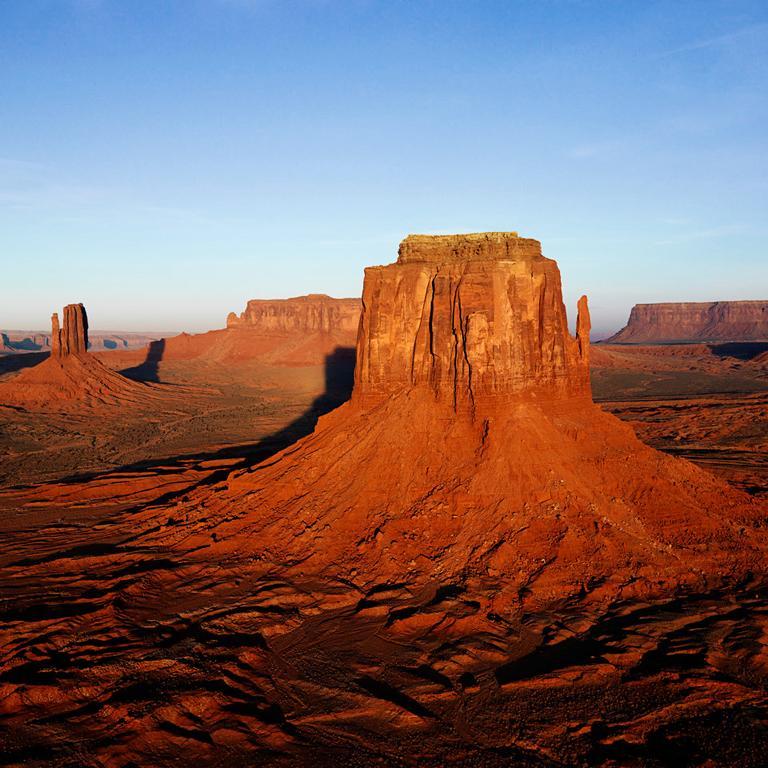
[609, 300, 768, 343]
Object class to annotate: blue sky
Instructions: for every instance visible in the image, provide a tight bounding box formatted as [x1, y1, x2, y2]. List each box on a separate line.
[1, 0, 766, 337]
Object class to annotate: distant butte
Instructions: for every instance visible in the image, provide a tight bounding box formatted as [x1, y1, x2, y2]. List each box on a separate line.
[0, 303, 152, 410]
[139, 293, 361, 367]
[608, 300, 768, 343]
[51, 302, 89, 357]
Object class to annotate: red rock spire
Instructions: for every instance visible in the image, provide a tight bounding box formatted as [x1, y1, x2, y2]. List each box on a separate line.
[576, 294, 591, 364]
[52, 303, 89, 358]
[51, 313, 62, 357]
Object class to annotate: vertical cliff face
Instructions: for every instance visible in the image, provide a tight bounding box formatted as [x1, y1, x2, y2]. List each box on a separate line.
[51, 303, 89, 358]
[226, 294, 360, 334]
[353, 233, 590, 410]
[608, 301, 768, 343]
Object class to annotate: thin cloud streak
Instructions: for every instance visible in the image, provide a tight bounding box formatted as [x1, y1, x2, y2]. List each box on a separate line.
[654, 224, 746, 246]
[656, 22, 768, 58]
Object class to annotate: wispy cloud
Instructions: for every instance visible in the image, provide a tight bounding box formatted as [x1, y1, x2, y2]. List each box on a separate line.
[654, 223, 746, 246]
[0, 157, 46, 171]
[566, 137, 632, 159]
[656, 22, 768, 58]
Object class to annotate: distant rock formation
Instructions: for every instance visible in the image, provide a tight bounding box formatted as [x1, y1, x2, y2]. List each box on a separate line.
[227, 294, 360, 334]
[0, 326, 166, 356]
[608, 300, 768, 343]
[0, 304, 153, 410]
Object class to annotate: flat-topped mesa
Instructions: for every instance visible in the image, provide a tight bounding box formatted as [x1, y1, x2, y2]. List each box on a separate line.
[354, 232, 591, 410]
[608, 300, 768, 343]
[51, 303, 89, 358]
[226, 294, 360, 334]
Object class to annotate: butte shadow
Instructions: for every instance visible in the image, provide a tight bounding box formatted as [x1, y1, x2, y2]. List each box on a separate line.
[120, 338, 167, 383]
[50, 344, 356, 488]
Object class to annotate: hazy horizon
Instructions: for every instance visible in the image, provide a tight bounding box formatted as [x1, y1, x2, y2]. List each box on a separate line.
[2, 0, 766, 336]
[3, 286, 768, 342]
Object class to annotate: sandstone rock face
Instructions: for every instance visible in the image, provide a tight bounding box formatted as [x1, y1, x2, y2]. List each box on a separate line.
[227, 294, 360, 334]
[52, 303, 89, 357]
[608, 300, 768, 343]
[50, 314, 61, 357]
[354, 233, 590, 409]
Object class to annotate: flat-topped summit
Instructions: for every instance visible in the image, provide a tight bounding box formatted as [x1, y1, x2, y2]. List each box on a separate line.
[226, 293, 360, 334]
[398, 231, 542, 264]
[608, 300, 768, 343]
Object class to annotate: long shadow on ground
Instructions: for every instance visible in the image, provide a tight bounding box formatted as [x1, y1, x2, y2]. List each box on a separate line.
[54, 346, 357, 491]
[120, 339, 166, 382]
[0, 351, 50, 376]
[710, 342, 768, 361]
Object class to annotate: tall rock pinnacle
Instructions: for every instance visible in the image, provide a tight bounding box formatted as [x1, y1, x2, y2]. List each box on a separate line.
[51, 303, 89, 358]
[576, 294, 591, 364]
[353, 232, 591, 410]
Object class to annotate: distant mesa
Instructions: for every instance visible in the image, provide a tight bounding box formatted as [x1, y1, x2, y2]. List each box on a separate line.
[607, 300, 768, 343]
[226, 293, 360, 334]
[123, 294, 362, 370]
[156, 232, 766, 610]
